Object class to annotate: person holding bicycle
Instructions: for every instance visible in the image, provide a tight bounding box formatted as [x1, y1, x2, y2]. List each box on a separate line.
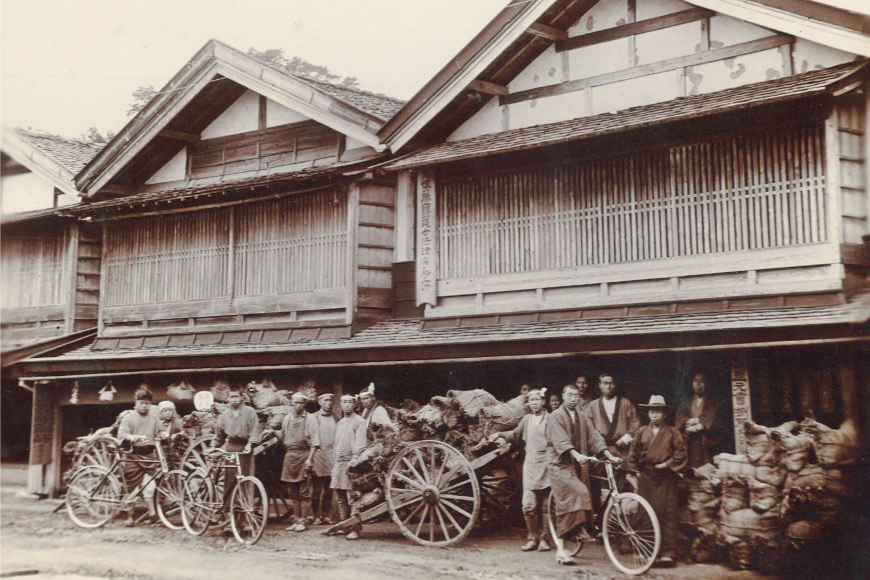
[117, 386, 161, 527]
[211, 385, 258, 528]
[627, 395, 687, 567]
[546, 383, 622, 566]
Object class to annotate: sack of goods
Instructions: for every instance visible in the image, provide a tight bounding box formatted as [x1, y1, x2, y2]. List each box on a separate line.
[479, 393, 530, 433]
[714, 453, 755, 479]
[743, 422, 782, 467]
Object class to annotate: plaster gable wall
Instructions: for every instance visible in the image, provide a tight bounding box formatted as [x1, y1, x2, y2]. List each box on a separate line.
[266, 99, 310, 127]
[201, 89, 260, 139]
[145, 148, 187, 185]
[441, 0, 863, 143]
[1, 172, 56, 214]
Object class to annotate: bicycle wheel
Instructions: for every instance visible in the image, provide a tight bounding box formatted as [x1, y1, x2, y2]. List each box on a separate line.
[547, 492, 583, 557]
[181, 470, 216, 536]
[154, 469, 186, 530]
[602, 492, 660, 575]
[230, 476, 268, 545]
[66, 465, 123, 529]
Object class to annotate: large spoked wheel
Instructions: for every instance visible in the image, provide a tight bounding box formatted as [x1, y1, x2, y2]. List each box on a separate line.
[230, 476, 268, 545]
[75, 435, 119, 471]
[182, 435, 216, 473]
[602, 492, 660, 575]
[385, 440, 480, 547]
[477, 457, 520, 530]
[267, 481, 293, 522]
[154, 469, 186, 530]
[66, 466, 123, 529]
[181, 470, 216, 536]
[547, 492, 584, 557]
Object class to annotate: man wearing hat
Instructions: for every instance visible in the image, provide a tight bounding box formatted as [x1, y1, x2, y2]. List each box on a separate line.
[627, 395, 688, 567]
[330, 393, 368, 540]
[490, 387, 551, 552]
[273, 392, 320, 532]
[310, 392, 338, 525]
[359, 383, 392, 439]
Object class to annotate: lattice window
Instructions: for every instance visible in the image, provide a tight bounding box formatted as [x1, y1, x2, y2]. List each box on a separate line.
[1, 233, 70, 309]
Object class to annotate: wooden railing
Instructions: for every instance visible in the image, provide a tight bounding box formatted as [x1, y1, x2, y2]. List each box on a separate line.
[438, 123, 827, 279]
[1, 234, 70, 309]
[104, 188, 347, 306]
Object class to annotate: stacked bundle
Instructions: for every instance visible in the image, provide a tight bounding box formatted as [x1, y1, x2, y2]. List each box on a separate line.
[684, 466, 721, 562]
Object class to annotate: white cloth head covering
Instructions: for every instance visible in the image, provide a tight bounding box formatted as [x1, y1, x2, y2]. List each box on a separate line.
[317, 392, 334, 400]
[527, 387, 547, 399]
[340, 393, 358, 402]
[158, 400, 176, 411]
[359, 383, 375, 398]
[291, 392, 308, 403]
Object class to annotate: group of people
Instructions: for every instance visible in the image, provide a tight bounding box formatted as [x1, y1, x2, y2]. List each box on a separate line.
[499, 372, 725, 567]
[113, 372, 724, 567]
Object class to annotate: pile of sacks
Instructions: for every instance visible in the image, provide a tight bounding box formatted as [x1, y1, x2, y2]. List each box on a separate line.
[347, 389, 529, 512]
[683, 417, 858, 572]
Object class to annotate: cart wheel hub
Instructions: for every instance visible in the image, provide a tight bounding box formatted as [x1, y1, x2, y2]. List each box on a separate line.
[422, 486, 440, 505]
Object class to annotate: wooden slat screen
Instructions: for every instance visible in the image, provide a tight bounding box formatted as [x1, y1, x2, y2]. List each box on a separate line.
[235, 189, 347, 296]
[104, 187, 347, 306]
[1, 233, 69, 309]
[438, 123, 827, 279]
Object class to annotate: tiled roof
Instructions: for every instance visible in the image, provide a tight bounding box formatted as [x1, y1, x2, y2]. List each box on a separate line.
[292, 75, 406, 122]
[39, 298, 870, 363]
[63, 155, 386, 217]
[0, 205, 75, 225]
[387, 62, 866, 170]
[13, 129, 103, 173]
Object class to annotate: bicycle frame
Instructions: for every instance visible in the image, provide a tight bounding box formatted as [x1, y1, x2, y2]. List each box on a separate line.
[188, 449, 247, 521]
[82, 438, 171, 508]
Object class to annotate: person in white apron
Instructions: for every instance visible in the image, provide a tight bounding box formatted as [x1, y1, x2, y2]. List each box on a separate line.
[491, 388, 551, 552]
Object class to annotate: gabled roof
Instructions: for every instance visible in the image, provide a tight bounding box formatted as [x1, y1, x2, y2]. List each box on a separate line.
[76, 40, 401, 197]
[380, 0, 870, 153]
[1, 127, 101, 198]
[387, 61, 866, 169]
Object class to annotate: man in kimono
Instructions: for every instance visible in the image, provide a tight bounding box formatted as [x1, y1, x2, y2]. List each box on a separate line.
[274, 392, 320, 532]
[310, 392, 338, 525]
[675, 373, 724, 468]
[330, 393, 368, 540]
[546, 384, 621, 565]
[574, 375, 595, 415]
[491, 388, 551, 552]
[627, 395, 687, 567]
[359, 383, 392, 438]
[118, 386, 161, 526]
[212, 385, 259, 525]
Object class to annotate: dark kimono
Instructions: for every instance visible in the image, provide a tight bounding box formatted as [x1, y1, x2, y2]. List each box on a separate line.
[587, 396, 640, 459]
[627, 424, 687, 558]
[545, 405, 607, 537]
[675, 397, 724, 468]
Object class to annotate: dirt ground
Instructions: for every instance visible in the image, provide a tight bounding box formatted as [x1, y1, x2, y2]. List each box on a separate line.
[0, 463, 767, 580]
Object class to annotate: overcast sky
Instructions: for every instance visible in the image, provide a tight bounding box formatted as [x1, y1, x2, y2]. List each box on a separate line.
[2, 0, 868, 141]
[1, 0, 506, 139]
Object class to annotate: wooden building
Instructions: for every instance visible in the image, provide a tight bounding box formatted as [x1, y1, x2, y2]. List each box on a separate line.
[6, 2, 870, 498]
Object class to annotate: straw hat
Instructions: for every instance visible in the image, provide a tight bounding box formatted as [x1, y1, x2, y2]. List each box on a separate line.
[639, 395, 672, 410]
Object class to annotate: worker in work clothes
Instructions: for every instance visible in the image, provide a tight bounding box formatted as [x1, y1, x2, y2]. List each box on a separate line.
[627, 395, 688, 567]
[273, 392, 320, 532]
[330, 393, 368, 540]
[310, 392, 338, 524]
[211, 385, 259, 526]
[490, 387, 551, 552]
[359, 383, 392, 439]
[118, 386, 161, 526]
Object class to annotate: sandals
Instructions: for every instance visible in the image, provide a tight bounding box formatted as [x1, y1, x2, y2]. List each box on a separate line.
[556, 553, 576, 566]
[521, 540, 538, 552]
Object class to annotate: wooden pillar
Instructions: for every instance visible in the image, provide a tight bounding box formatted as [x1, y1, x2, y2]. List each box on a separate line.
[27, 381, 62, 497]
[395, 170, 416, 263]
[416, 169, 437, 307]
[345, 182, 360, 324]
[837, 353, 859, 427]
[730, 357, 752, 455]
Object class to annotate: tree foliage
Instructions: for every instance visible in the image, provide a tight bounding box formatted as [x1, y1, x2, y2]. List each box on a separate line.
[127, 85, 158, 117]
[246, 48, 359, 88]
[80, 126, 116, 144]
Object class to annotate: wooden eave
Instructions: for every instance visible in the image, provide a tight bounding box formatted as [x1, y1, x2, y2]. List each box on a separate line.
[380, 0, 870, 154]
[1, 127, 82, 199]
[76, 40, 389, 198]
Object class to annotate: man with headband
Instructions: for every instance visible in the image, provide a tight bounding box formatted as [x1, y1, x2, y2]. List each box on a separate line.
[157, 400, 183, 438]
[490, 387, 552, 552]
[273, 392, 320, 532]
[359, 383, 392, 439]
[310, 392, 338, 525]
[330, 393, 367, 540]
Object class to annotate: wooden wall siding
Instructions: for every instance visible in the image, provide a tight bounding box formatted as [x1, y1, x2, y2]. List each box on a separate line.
[356, 181, 397, 321]
[72, 223, 102, 332]
[105, 210, 232, 306]
[188, 121, 341, 179]
[1, 232, 70, 309]
[438, 123, 827, 279]
[835, 94, 867, 244]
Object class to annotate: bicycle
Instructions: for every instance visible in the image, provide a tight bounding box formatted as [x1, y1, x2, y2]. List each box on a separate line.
[180, 447, 268, 545]
[548, 457, 660, 575]
[65, 435, 187, 531]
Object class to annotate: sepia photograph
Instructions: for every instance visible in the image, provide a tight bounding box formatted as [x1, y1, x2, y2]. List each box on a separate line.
[1, 0, 869, 578]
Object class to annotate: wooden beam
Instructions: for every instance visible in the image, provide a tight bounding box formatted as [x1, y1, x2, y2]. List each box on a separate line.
[556, 8, 715, 52]
[158, 129, 201, 143]
[527, 22, 568, 42]
[95, 184, 135, 197]
[502, 35, 794, 105]
[468, 79, 509, 96]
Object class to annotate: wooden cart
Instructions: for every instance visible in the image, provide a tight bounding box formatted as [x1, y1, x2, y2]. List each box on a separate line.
[323, 440, 518, 547]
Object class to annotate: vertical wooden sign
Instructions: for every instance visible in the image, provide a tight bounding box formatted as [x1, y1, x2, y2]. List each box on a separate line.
[416, 170, 436, 307]
[730, 360, 752, 455]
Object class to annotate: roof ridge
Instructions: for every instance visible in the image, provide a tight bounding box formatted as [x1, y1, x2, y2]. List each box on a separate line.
[14, 127, 104, 150]
[289, 74, 406, 105]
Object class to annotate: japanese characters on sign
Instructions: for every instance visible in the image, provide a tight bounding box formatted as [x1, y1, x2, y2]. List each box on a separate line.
[417, 171, 436, 307]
